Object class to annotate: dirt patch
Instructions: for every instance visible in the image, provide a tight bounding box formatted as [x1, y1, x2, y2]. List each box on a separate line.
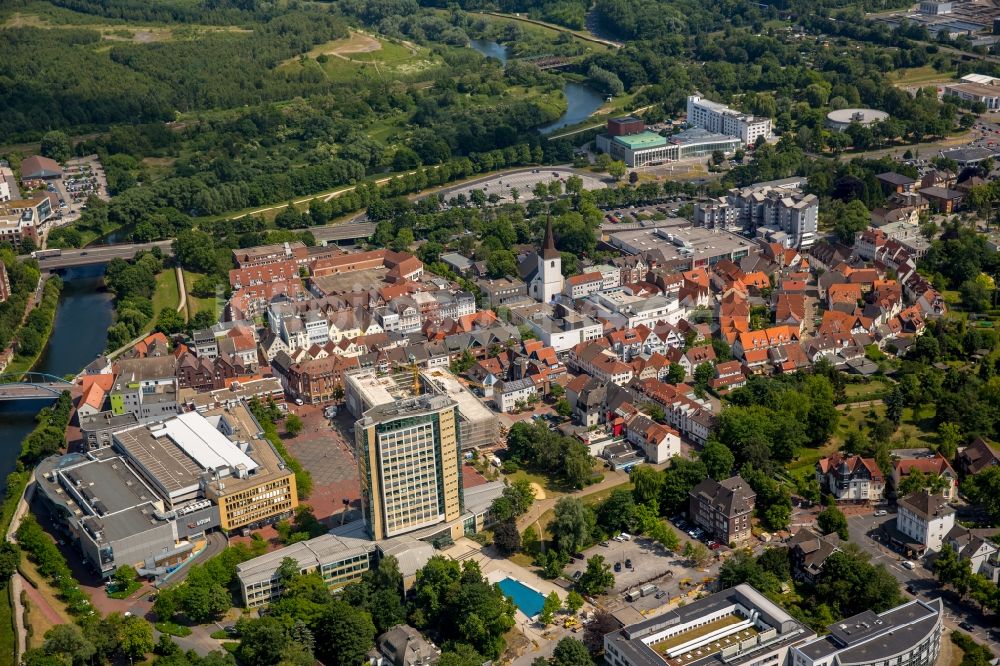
[530, 482, 547, 500]
[330, 32, 382, 55]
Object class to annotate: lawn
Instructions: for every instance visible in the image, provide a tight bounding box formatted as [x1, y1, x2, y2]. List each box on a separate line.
[155, 621, 193, 637]
[19, 558, 72, 635]
[843, 379, 888, 402]
[891, 65, 955, 87]
[150, 269, 181, 330]
[183, 270, 218, 320]
[786, 440, 840, 481]
[533, 479, 632, 538]
[0, 586, 14, 662]
[107, 580, 141, 600]
[507, 470, 568, 499]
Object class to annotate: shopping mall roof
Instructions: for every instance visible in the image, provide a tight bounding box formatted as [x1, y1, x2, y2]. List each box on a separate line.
[613, 131, 668, 150]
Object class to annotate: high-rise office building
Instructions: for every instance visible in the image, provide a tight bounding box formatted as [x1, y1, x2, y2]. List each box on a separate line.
[355, 394, 464, 540]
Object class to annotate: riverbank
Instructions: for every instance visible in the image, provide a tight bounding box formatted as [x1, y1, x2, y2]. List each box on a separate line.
[2, 276, 62, 379]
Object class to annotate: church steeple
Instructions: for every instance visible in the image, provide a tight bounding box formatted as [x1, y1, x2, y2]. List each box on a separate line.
[542, 214, 560, 259]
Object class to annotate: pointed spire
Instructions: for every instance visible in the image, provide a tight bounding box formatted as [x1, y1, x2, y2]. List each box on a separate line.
[542, 214, 560, 259]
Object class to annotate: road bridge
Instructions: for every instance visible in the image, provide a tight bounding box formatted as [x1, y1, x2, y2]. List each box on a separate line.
[21, 222, 375, 270]
[0, 373, 74, 401]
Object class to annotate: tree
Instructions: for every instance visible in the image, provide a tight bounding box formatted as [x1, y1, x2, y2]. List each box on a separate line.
[285, 413, 303, 437]
[583, 610, 619, 652]
[0, 542, 20, 584]
[631, 466, 664, 507]
[555, 398, 573, 418]
[700, 440, 735, 480]
[181, 582, 231, 623]
[314, 600, 377, 666]
[608, 161, 627, 181]
[596, 488, 637, 534]
[549, 497, 592, 554]
[565, 590, 584, 613]
[237, 616, 292, 666]
[492, 519, 522, 554]
[42, 624, 96, 664]
[962, 465, 1000, 525]
[113, 564, 138, 589]
[540, 591, 561, 625]
[683, 541, 712, 567]
[833, 199, 870, 245]
[439, 644, 485, 666]
[717, 551, 780, 596]
[577, 555, 614, 595]
[118, 615, 154, 661]
[666, 363, 686, 384]
[817, 504, 849, 540]
[937, 423, 962, 460]
[40, 130, 71, 163]
[552, 637, 595, 666]
[156, 306, 185, 335]
[816, 546, 902, 617]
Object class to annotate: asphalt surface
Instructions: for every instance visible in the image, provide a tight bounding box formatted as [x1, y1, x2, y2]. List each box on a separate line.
[847, 513, 999, 654]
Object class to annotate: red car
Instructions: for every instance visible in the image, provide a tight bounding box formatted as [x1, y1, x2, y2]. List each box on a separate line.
[707, 541, 721, 550]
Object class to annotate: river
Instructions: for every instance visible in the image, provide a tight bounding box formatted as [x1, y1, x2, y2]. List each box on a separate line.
[469, 39, 606, 135]
[0, 265, 113, 494]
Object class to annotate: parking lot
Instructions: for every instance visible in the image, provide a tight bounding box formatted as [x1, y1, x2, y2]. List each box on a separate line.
[564, 531, 721, 601]
[442, 168, 608, 205]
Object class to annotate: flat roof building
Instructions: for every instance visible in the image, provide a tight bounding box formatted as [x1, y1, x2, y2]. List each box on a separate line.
[356, 394, 464, 540]
[236, 520, 435, 607]
[35, 451, 219, 579]
[791, 599, 943, 666]
[605, 584, 814, 666]
[608, 222, 756, 270]
[826, 109, 889, 132]
[112, 405, 298, 532]
[345, 369, 498, 451]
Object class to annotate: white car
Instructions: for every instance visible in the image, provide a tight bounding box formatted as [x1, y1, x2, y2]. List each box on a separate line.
[902, 560, 915, 570]
[875, 509, 887, 517]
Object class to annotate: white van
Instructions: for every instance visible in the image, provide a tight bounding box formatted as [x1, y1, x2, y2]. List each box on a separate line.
[619, 532, 632, 541]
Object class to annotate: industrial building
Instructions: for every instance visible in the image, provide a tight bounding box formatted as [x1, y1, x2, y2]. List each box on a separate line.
[604, 584, 814, 666]
[790, 599, 943, 666]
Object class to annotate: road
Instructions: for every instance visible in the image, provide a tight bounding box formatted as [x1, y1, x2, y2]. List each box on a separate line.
[847, 513, 999, 654]
[28, 240, 175, 270]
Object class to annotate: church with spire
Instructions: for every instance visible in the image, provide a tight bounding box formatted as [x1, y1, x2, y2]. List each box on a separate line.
[519, 215, 564, 303]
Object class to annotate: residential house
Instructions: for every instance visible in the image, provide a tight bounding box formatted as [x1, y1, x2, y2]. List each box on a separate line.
[787, 527, 841, 583]
[945, 525, 999, 582]
[958, 438, 1000, 476]
[492, 378, 537, 413]
[892, 454, 958, 501]
[688, 475, 756, 546]
[816, 453, 885, 503]
[623, 414, 680, 464]
[895, 490, 955, 555]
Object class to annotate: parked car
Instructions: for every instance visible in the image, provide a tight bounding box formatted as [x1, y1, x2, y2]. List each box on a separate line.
[614, 562, 622, 572]
[619, 532, 632, 541]
[600, 541, 609, 547]
[875, 509, 887, 517]
[707, 541, 721, 550]
[902, 560, 915, 570]
[625, 559, 633, 569]
[959, 621, 975, 632]
[573, 570, 582, 580]
[572, 552, 585, 561]
[655, 591, 667, 599]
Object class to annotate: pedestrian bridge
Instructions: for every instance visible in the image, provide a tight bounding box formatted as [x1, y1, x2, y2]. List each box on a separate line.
[0, 373, 73, 401]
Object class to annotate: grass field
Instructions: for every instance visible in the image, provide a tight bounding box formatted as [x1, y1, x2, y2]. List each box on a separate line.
[281, 32, 440, 82]
[20, 558, 72, 646]
[843, 380, 888, 401]
[891, 65, 955, 87]
[183, 270, 218, 320]
[149, 269, 181, 331]
[3, 9, 250, 42]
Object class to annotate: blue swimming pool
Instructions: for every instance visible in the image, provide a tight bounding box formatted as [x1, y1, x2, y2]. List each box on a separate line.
[497, 577, 546, 617]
